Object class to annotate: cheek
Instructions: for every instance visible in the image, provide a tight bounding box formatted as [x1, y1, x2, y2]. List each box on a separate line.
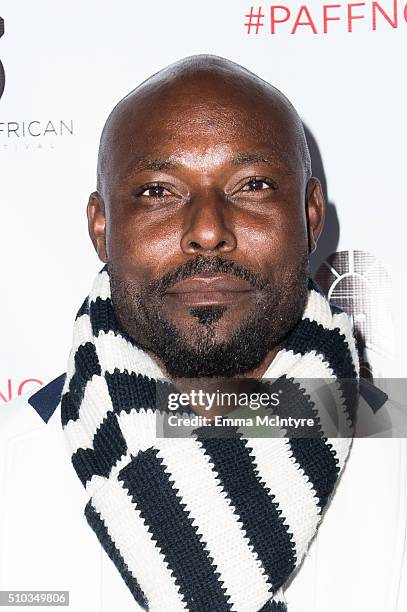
[274, 209, 308, 258]
[105, 207, 182, 282]
[234, 204, 308, 269]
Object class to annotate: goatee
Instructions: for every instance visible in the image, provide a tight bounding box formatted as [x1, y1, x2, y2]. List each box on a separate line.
[109, 254, 309, 378]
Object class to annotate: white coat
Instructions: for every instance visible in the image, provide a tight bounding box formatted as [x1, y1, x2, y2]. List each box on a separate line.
[0, 377, 406, 612]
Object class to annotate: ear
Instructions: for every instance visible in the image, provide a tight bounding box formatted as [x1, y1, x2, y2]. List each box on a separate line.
[305, 178, 325, 254]
[87, 191, 108, 263]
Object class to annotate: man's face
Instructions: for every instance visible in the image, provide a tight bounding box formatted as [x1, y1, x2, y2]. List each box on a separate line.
[88, 77, 323, 377]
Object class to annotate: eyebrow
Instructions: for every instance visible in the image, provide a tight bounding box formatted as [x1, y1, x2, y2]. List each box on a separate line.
[120, 155, 179, 178]
[231, 152, 288, 166]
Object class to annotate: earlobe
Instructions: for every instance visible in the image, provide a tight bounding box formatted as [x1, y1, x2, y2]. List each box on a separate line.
[87, 192, 108, 263]
[305, 178, 325, 254]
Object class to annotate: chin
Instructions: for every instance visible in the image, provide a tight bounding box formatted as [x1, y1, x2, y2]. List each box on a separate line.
[169, 306, 245, 338]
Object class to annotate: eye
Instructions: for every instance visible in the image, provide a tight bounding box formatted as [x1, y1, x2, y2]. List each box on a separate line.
[136, 183, 171, 198]
[241, 177, 277, 192]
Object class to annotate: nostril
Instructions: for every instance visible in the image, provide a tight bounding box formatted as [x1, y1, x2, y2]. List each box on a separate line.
[188, 239, 229, 251]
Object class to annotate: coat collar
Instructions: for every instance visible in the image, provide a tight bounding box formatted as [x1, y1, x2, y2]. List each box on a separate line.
[28, 373, 66, 423]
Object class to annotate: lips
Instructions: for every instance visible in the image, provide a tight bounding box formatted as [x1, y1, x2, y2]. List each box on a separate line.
[164, 274, 255, 306]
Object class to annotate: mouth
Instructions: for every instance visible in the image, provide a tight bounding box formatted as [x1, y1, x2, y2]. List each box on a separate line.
[164, 274, 256, 306]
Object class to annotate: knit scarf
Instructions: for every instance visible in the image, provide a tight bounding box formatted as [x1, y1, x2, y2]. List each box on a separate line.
[61, 266, 359, 612]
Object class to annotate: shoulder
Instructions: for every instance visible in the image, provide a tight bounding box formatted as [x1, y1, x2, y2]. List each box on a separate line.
[0, 374, 66, 441]
[357, 378, 407, 438]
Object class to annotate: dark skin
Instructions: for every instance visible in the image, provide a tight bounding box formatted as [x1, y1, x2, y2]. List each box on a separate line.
[87, 57, 324, 411]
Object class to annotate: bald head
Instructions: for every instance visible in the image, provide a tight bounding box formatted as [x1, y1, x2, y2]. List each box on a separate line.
[96, 55, 311, 198]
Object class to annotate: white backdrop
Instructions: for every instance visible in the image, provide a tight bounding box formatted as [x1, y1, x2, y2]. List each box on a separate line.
[1, 0, 406, 403]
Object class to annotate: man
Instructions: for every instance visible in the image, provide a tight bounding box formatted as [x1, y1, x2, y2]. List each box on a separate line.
[0, 55, 406, 612]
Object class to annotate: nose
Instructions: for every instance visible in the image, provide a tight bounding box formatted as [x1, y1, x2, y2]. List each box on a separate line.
[180, 191, 237, 255]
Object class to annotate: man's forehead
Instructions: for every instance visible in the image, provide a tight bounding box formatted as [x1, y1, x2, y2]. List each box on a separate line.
[112, 99, 286, 145]
[107, 100, 301, 179]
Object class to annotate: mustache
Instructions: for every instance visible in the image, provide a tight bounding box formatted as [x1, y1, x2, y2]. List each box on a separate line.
[147, 255, 271, 295]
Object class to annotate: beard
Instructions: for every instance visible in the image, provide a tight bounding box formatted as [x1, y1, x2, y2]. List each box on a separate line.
[108, 254, 309, 378]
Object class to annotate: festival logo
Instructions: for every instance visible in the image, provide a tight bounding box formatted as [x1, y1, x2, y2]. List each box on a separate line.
[315, 250, 394, 380]
[0, 16, 75, 151]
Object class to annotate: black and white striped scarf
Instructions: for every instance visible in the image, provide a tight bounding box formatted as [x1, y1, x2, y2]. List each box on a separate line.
[61, 266, 359, 611]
